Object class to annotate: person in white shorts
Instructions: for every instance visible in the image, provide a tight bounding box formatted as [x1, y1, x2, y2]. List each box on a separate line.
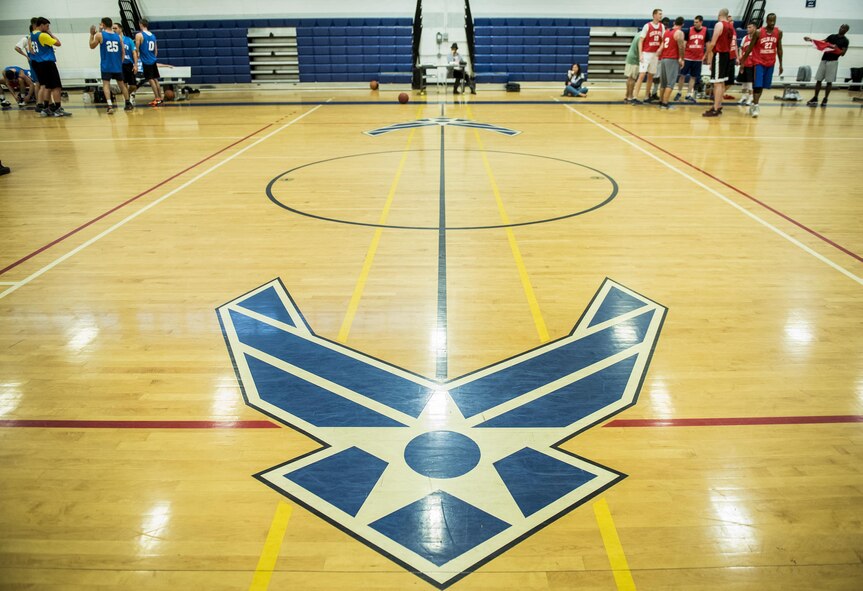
[631, 8, 665, 105]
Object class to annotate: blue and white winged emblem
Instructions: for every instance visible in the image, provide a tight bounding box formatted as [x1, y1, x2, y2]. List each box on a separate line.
[364, 117, 521, 136]
[217, 279, 665, 588]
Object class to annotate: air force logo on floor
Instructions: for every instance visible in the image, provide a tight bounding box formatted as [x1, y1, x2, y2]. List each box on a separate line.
[217, 279, 665, 588]
[364, 117, 522, 136]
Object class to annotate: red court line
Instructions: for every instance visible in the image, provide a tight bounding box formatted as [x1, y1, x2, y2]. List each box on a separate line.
[610, 121, 863, 265]
[0, 122, 273, 277]
[605, 415, 863, 427]
[0, 419, 279, 429]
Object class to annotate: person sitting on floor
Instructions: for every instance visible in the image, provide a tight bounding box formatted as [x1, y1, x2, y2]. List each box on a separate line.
[563, 64, 588, 97]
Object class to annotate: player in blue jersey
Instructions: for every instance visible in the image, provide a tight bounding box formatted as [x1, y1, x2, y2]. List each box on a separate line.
[135, 19, 163, 107]
[112, 22, 139, 105]
[89, 17, 132, 114]
[2, 66, 36, 107]
[29, 17, 70, 117]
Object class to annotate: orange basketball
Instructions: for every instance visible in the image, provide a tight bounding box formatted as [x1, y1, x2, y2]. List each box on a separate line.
[164, 89, 175, 101]
[370, 80, 379, 90]
[398, 92, 409, 104]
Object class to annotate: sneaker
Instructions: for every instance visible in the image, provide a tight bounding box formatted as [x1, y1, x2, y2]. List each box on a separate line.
[0, 162, 9, 176]
[52, 109, 65, 117]
[737, 95, 747, 105]
[124, 103, 133, 111]
[106, 106, 114, 115]
[702, 108, 721, 117]
[674, 92, 681, 101]
[39, 108, 50, 117]
[129, 94, 136, 106]
[56, 107, 72, 117]
[0, 101, 10, 110]
[806, 98, 818, 107]
[685, 95, 697, 104]
[623, 97, 632, 104]
[659, 103, 675, 110]
[645, 95, 658, 103]
[751, 104, 760, 118]
[17, 100, 25, 108]
[631, 98, 643, 105]
[820, 98, 828, 107]
[148, 98, 163, 107]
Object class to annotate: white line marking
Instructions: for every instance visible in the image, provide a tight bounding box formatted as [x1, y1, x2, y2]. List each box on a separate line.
[0, 103, 329, 300]
[0, 137, 246, 143]
[0, 281, 20, 285]
[556, 100, 863, 286]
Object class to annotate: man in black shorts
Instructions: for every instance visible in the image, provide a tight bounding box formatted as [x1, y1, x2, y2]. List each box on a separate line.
[113, 22, 139, 104]
[703, 8, 734, 117]
[29, 17, 70, 117]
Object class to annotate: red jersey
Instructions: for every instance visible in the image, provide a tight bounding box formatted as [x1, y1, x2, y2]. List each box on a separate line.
[752, 26, 781, 67]
[713, 20, 734, 53]
[740, 34, 755, 67]
[730, 28, 738, 58]
[684, 26, 708, 61]
[641, 22, 664, 52]
[660, 28, 682, 60]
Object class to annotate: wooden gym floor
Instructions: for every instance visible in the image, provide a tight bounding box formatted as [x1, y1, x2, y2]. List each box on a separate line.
[0, 86, 861, 590]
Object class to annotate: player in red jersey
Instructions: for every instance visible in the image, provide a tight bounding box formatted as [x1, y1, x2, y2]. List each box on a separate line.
[631, 9, 665, 105]
[739, 12, 783, 118]
[736, 22, 757, 106]
[675, 15, 707, 103]
[703, 8, 734, 117]
[658, 17, 685, 109]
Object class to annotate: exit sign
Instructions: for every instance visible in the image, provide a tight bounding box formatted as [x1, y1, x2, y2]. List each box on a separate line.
[805, 0, 816, 6]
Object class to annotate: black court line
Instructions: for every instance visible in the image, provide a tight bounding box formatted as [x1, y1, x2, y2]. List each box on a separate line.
[265, 149, 619, 231]
[437, 102, 448, 380]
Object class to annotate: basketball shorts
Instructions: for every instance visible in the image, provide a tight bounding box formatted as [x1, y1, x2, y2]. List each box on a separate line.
[659, 58, 681, 89]
[815, 60, 838, 83]
[624, 62, 639, 79]
[122, 62, 136, 86]
[639, 52, 659, 75]
[737, 66, 754, 84]
[101, 71, 123, 82]
[710, 52, 733, 83]
[142, 63, 160, 81]
[680, 60, 702, 80]
[32, 60, 61, 89]
[754, 64, 775, 89]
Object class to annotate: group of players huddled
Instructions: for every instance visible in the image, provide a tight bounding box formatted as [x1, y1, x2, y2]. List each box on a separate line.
[623, 8, 850, 118]
[1, 16, 165, 117]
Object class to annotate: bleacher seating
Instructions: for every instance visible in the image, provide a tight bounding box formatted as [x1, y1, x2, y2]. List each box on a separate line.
[473, 17, 656, 84]
[149, 17, 413, 85]
[296, 18, 413, 83]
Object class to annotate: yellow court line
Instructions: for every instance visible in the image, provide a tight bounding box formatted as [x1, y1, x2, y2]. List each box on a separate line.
[337, 105, 424, 343]
[248, 501, 294, 591]
[466, 105, 550, 343]
[594, 498, 637, 591]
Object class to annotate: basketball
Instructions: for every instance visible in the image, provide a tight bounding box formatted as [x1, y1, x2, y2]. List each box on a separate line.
[164, 89, 175, 101]
[398, 92, 409, 104]
[370, 80, 379, 90]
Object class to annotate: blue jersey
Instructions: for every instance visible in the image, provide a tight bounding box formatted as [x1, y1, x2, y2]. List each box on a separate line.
[122, 35, 135, 64]
[100, 30, 123, 73]
[29, 31, 56, 63]
[139, 31, 157, 65]
[4, 65, 24, 78]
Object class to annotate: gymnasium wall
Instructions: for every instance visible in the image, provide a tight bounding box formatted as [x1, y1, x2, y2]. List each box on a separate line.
[1, 0, 860, 82]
